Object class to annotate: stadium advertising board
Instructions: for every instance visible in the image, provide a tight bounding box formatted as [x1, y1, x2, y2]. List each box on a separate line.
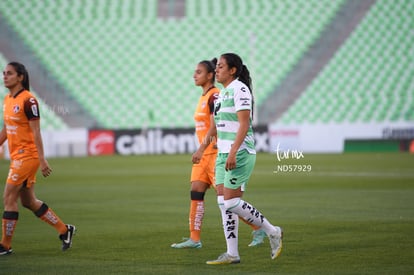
[88, 130, 115, 156]
[115, 128, 196, 155]
[112, 126, 270, 155]
[270, 122, 414, 153]
[5, 126, 270, 158]
[382, 127, 414, 140]
[269, 128, 301, 154]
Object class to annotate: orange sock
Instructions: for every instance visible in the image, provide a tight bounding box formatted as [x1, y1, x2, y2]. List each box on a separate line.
[34, 203, 67, 235]
[189, 200, 204, 242]
[240, 217, 261, 231]
[1, 211, 19, 249]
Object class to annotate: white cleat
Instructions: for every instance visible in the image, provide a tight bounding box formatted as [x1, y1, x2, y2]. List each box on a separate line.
[269, 226, 283, 259]
[206, 253, 240, 265]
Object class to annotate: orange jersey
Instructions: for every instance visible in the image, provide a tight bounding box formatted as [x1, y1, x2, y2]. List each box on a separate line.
[3, 89, 40, 160]
[194, 87, 219, 155]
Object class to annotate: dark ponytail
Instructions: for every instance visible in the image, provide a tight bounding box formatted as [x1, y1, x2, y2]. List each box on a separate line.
[221, 53, 254, 117]
[238, 64, 252, 93]
[221, 53, 252, 92]
[8, 62, 30, 91]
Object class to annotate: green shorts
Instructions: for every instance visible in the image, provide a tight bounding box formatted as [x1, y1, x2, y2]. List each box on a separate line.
[215, 149, 256, 191]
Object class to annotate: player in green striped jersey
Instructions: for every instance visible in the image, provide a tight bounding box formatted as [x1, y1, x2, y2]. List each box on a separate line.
[207, 53, 283, 265]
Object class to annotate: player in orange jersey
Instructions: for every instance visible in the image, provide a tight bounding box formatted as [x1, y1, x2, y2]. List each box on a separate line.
[171, 58, 265, 249]
[0, 62, 75, 255]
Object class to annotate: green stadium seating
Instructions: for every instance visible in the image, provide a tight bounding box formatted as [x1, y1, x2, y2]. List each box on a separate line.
[1, 0, 348, 128]
[279, 0, 414, 124]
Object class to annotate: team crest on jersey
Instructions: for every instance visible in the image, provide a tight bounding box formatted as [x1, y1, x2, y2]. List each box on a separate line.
[222, 91, 232, 101]
[201, 102, 206, 109]
[13, 104, 20, 113]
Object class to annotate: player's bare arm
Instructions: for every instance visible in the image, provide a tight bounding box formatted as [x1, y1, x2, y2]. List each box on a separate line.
[192, 115, 217, 164]
[225, 110, 250, 171]
[29, 119, 52, 177]
[0, 126, 7, 146]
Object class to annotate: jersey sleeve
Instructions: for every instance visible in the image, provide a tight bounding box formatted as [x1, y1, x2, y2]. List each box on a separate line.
[207, 92, 219, 114]
[234, 84, 252, 112]
[24, 97, 41, 120]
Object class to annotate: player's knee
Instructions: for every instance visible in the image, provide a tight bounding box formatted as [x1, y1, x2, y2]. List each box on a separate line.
[224, 198, 241, 211]
[21, 201, 33, 209]
[3, 192, 18, 209]
[22, 199, 42, 211]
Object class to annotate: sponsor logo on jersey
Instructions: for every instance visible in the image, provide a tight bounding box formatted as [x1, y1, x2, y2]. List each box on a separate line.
[31, 104, 39, 116]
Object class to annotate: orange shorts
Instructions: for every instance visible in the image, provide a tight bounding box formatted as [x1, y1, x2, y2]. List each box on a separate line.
[190, 152, 216, 186]
[7, 158, 40, 188]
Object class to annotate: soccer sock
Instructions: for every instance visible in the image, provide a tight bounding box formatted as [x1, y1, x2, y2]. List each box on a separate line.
[224, 198, 277, 236]
[1, 211, 18, 249]
[189, 191, 205, 242]
[33, 203, 67, 235]
[218, 196, 239, 257]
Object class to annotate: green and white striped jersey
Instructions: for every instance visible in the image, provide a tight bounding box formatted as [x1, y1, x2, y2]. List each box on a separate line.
[214, 79, 256, 154]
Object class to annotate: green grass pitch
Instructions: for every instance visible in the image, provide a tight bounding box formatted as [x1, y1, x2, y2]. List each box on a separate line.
[0, 152, 413, 274]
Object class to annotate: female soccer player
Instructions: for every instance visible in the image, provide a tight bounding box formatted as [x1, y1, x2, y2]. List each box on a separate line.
[206, 53, 283, 264]
[170, 58, 220, 249]
[0, 62, 75, 255]
[171, 58, 265, 249]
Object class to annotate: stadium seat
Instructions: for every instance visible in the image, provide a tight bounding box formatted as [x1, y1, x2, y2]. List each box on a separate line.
[279, 0, 414, 124]
[0, 0, 370, 128]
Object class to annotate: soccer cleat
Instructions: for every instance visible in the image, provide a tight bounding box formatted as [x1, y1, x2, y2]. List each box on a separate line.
[269, 226, 283, 259]
[248, 228, 267, 247]
[0, 244, 12, 256]
[206, 253, 240, 265]
[171, 238, 202, 249]
[59, 224, 76, 251]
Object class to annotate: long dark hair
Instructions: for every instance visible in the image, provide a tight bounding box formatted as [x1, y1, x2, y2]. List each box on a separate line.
[221, 53, 252, 92]
[199, 58, 217, 83]
[8, 62, 30, 90]
[221, 53, 254, 117]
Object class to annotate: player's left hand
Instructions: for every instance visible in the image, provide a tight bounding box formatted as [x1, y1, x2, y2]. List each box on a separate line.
[40, 159, 52, 177]
[192, 149, 203, 164]
[225, 154, 237, 171]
